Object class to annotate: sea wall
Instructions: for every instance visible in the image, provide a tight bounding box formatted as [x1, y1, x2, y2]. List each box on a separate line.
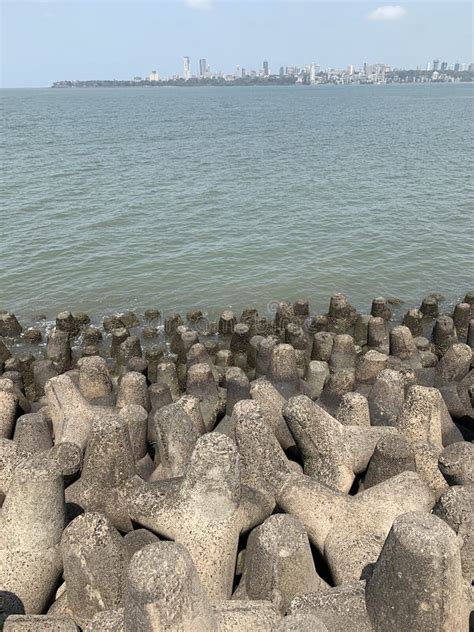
[0, 291, 473, 630]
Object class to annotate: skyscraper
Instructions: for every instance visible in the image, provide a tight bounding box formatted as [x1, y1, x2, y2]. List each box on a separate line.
[440, 61, 448, 71]
[199, 58, 207, 77]
[279, 66, 284, 77]
[454, 62, 460, 72]
[183, 56, 191, 80]
[263, 61, 269, 77]
[432, 59, 440, 70]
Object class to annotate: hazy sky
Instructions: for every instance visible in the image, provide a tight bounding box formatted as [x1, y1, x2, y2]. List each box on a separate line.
[1, 1, 472, 87]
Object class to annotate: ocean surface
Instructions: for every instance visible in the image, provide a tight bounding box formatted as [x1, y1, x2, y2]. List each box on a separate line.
[1, 84, 473, 324]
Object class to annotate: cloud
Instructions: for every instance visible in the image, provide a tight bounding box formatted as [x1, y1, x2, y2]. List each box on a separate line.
[368, 5, 407, 21]
[185, 0, 212, 10]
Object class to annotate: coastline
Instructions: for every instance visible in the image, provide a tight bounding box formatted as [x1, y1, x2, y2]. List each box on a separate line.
[50, 77, 474, 88]
[2, 289, 472, 353]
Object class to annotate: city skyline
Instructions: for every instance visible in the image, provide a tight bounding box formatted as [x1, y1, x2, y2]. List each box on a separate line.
[53, 57, 474, 88]
[2, 1, 473, 88]
[159, 55, 472, 82]
[116, 54, 474, 85]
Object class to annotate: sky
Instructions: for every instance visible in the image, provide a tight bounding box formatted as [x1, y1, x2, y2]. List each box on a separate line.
[1, 1, 473, 87]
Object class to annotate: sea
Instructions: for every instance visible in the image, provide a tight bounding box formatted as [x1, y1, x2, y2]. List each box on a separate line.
[1, 84, 473, 325]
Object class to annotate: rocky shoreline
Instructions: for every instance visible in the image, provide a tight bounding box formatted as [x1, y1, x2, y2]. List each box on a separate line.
[0, 291, 473, 631]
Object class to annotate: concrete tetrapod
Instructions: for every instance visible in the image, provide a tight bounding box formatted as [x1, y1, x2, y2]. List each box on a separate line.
[128, 433, 274, 600]
[267, 344, 302, 400]
[0, 378, 31, 419]
[288, 515, 470, 631]
[0, 379, 19, 439]
[367, 369, 405, 426]
[363, 433, 448, 499]
[45, 374, 97, 448]
[61, 512, 127, 628]
[233, 400, 293, 505]
[0, 439, 82, 509]
[150, 398, 203, 480]
[224, 367, 251, 417]
[186, 362, 223, 431]
[123, 528, 160, 563]
[438, 442, 474, 485]
[0, 458, 65, 616]
[365, 512, 470, 631]
[77, 355, 113, 402]
[123, 542, 218, 632]
[317, 370, 355, 415]
[276, 469, 435, 584]
[116, 371, 150, 411]
[355, 350, 388, 385]
[0, 438, 28, 501]
[304, 360, 330, 401]
[12, 412, 53, 455]
[282, 395, 397, 493]
[234, 514, 327, 612]
[213, 399, 261, 443]
[335, 392, 371, 426]
[396, 384, 463, 447]
[213, 368, 250, 438]
[85, 541, 282, 632]
[249, 378, 295, 450]
[65, 413, 142, 531]
[433, 484, 474, 583]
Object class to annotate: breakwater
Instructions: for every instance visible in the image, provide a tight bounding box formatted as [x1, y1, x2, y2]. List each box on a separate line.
[0, 290, 473, 630]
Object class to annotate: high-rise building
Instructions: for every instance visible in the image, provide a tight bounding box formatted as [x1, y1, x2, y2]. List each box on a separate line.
[263, 60, 269, 76]
[148, 70, 159, 82]
[454, 62, 460, 72]
[432, 59, 440, 70]
[347, 64, 355, 76]
[199, 58, 207, 77]
[241, 68, 246, 77]
[440, 61, 448, 71]
[310, 62, 318, 83]
[183, 56, 191, 80]
[279, 66, 284, 77]
[426, 62, 433, 71]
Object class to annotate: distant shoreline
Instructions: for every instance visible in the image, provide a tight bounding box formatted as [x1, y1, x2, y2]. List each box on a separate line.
[51, 71, 473, 89]
[51, 80, 474, 89]
[49, 81, 474, 89]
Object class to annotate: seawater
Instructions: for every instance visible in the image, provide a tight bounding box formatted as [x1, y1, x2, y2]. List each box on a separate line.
[1, 84, 473, 322]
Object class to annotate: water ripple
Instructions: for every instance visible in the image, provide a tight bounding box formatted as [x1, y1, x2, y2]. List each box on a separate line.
[1, 84, 473, 320]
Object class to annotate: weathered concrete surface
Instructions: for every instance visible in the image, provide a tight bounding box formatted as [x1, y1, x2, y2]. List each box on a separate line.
[2, 291, 473, 629]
